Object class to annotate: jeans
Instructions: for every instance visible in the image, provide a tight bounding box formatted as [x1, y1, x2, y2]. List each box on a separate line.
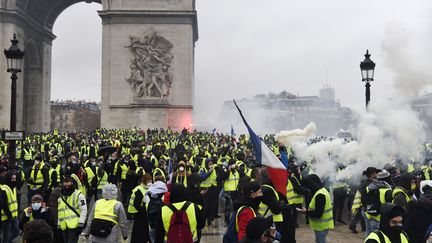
[362, 211, 380, 237]
[314, 229, 328, 243]
[1, 218, 20, 243]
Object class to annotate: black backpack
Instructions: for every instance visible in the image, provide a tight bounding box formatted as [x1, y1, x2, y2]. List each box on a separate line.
[147, 193, 163, 228]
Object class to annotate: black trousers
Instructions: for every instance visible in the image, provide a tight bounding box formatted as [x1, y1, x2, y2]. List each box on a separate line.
[333, 188, 347, 221]
[279, 205, 297, 243]
[203, 186, 219, 224]
[131, 213, 150, 243]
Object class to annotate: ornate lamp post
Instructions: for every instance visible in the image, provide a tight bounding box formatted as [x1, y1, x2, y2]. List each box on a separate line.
[4, 34, 25, 167]
[360, 50, 376, 109]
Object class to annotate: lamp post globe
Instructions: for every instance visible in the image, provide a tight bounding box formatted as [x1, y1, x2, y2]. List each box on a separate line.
[360, 50, 375, 109]
[4, 34, 24, 168]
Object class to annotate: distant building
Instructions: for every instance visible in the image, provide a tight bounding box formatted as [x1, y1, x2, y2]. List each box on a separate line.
[50, 100, 100, 132]
[411, 93, 432, 139]
[220, 89, 351, 136]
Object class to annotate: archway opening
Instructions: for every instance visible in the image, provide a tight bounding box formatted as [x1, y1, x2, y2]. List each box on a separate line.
[50, 2, 102, 131]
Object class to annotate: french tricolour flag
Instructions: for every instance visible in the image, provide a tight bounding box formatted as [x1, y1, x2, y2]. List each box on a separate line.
[233, 100, 289, 196]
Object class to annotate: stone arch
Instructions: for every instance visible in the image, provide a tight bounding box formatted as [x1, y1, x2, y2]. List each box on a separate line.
[0, 0, 198, 131]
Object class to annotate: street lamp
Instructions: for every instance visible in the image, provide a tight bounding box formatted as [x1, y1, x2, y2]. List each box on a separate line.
[4, 34, 24, 167]
[360, 50, 375, 109]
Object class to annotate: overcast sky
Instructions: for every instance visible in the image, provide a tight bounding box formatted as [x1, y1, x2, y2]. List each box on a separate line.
[51, 0, 432, 118]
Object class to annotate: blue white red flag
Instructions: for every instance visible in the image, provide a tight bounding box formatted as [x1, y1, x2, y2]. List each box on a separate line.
[233, 100, 289, 195]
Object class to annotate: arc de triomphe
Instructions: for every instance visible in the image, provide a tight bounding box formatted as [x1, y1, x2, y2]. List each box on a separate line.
[0, 0, 198, 132]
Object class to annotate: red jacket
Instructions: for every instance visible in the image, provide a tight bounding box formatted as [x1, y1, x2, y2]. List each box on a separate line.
[237, 207, 256, 241]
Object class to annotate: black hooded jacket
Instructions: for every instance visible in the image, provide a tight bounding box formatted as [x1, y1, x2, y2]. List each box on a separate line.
[303, 174, 326, 219]
[405, 194, 432, 243]
[365, 203, 406, 243]
[393, 173, 413, 211]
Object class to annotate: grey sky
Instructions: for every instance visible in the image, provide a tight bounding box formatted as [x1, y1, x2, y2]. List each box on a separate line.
[51, 0, 432, 117]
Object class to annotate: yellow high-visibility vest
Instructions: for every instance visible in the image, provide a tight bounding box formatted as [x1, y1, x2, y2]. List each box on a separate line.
[161, 201, 198, 242]
[29, 162, 45, 186]
[97, 169, 109, 190]
[94, 199, 118, 224]
[201, 168, 217, 188]
[71, 173, 87, 197]
[128, 185, 147, 214]
[392, 187, 412, 204]
[309, 188, 334, 231]
[258, 185, 283, 222]
[286, 176, 304, 205]
[364, 231, 408, 243]
[0, 185, 18, 221]
[153, 167, 166, 182]
[58, 190, 82, 230]
[351, 191, 362, 214]
[224, 171, 239, 192]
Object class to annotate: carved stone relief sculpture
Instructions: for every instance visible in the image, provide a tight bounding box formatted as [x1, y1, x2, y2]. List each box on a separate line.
[125, 29, 174, 98]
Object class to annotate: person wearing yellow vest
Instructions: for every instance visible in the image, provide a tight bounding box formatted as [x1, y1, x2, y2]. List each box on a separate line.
[299, 174, 334, 243]
[96, 158, 109, 200]
[155, 183, 205, 243]
[172, 161, 190, 188]
[58, 177, 87, 243]
[200, 158, 220, 227]
[129, 174, 152, 243]
[84, 157, 98, 203]
[26, 156, 49, 206]
[258, 179, 284, 241]
[19, 194, 54, 230]
[364, 203, 408, 243]
[82, 184, 128, 243]
[0, 171, 20, 243]
[421, 161, 432, 181]
[153, 160, 167, 182]
[392, 173, 415, 212]
[363, 170, 393, 236]
[222, 159, 240, 226]
[349, 188, 365, 234]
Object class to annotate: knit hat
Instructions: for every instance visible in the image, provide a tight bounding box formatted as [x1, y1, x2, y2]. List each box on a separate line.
[31, 194, 43, 202]
[245, 217, 273, 240]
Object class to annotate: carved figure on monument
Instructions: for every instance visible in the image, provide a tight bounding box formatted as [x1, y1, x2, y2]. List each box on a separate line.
[126, 30, 174, 98]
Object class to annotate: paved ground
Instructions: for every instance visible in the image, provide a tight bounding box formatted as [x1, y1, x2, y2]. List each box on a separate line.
[199, 216, 364, 243]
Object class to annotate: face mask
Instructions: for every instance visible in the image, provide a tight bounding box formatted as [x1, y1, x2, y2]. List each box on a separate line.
[98, 162, 103, 167]
[34, 160, 40, 165]
[71, 160, 77, 164]
[179, 166, 185, 172]
[32, 203, 42, 211]
[62, 187, 74, 196]
[146, 182, 152, 187]
[391, 224, 403, 233]
[91, 162, 97, 167]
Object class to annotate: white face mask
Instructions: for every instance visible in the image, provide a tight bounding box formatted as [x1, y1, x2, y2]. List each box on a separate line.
[179, 166, 185, 172]
[71, 160, 77, 164]
[34, 160, 40, 165]
[146, 182, 152, 187]
[32, 203, 42, 211]
[91, 162, 97, 166]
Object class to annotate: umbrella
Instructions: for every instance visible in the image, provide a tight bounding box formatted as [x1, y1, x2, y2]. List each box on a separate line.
[98, 146, 117, 155]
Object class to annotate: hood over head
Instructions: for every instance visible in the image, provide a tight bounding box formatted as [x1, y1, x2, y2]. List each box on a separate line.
[102, 184, 118, 200]
[303, 174, 323, 193]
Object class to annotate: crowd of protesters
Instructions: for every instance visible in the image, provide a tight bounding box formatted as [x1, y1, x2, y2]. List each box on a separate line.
[0, 128, 431, 243]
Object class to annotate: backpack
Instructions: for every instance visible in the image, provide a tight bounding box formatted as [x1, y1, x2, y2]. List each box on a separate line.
[166, 202, 193, 243]
[147, 194, 164, 228]
[223, 206, 254, 243]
